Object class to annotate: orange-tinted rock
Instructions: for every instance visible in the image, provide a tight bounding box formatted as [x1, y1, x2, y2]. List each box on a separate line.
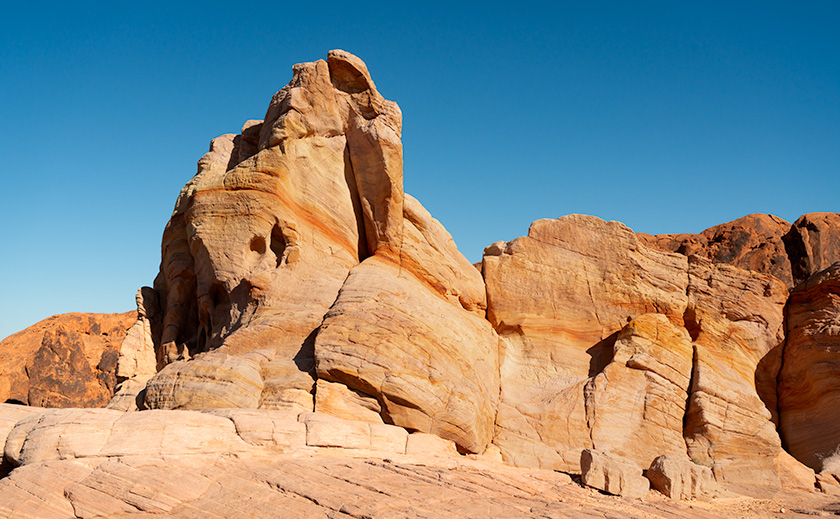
[129, 51, 498, 454]
[784, 213, 840, 286]
[681, 256, 797, 493]
[143, 51, 393, 411]
[314, 256, 498, 454]
[483, 215, 803, 493]
[779, 263, 840, 472]
[639, 214, 794, 287]
[483, 215, 690, 471]
[0, 312, 134, 407]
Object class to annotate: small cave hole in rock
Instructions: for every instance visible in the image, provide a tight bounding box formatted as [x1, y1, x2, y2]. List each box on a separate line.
[683, 307, 701, 342]
[250, 236, 266, 254]
[270, 225, 286, 268]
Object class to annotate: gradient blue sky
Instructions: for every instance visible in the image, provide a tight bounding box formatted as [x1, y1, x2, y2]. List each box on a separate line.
[1, 2, 838, 340]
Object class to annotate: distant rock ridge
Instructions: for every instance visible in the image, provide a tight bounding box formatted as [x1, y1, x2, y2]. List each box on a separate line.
[638, 212, 840, 288]
[0, 312, 135, 407]
[2, 51, 840, 512]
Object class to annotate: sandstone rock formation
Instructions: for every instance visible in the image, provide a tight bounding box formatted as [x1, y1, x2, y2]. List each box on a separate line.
[779, 262, 840, 472]
[785, 213, 840, 286]
[638, 214, 794, 287]
[6, 403, 836, 518]
[647, 455, 716, 500]
[0, 312, 134, 407]
[121, 50, 498, 454]
[580, 449, 650, 499]
[5, 51, 839, 515]
[481, 214, 805, 494]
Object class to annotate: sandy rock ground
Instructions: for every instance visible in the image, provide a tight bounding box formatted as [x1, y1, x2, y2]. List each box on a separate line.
[2, 450, 837, 519]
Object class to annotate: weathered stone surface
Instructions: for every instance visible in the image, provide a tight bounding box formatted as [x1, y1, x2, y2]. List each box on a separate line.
[108, 288, 160, 411]
[302, 411, 372, 449]
[9, 447, 795, 519]
[682, 256, 791, 493]
[817, 472, 840, 495]
[580, 449, 650, 499]
[484, 215, 689, 471]
[784, 213, 840, 286]
[483, 215, 801, 495]
[148, 56, 366, 407]
[312, 194, 496, 455]
[0, 312, 134, 407]
[639, 214, 794, 287]
[314, 378, 384, 423]
[0, 403, 44, 477]
[585, 314, 694, 467]
[647, 455, 716, 500]
[406, 432, 458, 457]
[11, 50, 832, 505]
[4, 408, 252, 467]
[144, 350, 275, 410]
[314, 255, 499, 454]
[134, 51, 495, 457]
[779, 263, 840, 472]
[202, 408, 306, 451]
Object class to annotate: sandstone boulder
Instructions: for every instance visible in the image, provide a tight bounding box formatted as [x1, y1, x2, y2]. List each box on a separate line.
[647, 455, 715, 500]
[109, 51, 499, 458]
[0, 312, 134, 407]
[313, 254, 499, 454]
[585, 314, 694, 466]
[779, 263, 840, 472]
[4, 408, 253, 467]
[817, 472, 840, 495]
[579, 449, 649, 499]
[682, 256, 792, 492]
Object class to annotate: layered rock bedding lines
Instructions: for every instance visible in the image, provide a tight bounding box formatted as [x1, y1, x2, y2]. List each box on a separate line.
[3, 50, 840, 514]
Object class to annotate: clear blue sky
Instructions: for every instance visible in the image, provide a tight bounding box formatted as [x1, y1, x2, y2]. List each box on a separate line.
[1, 2, 838, 340]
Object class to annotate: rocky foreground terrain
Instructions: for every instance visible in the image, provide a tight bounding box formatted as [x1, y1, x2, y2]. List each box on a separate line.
[2, 50, 840, 517]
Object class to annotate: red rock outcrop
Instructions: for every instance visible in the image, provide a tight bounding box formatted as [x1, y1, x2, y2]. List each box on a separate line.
[784, 213, 840, 286]
[640, 212, 840, 289]
[0, 312, 134, 407]
[779, 263, 840, 472]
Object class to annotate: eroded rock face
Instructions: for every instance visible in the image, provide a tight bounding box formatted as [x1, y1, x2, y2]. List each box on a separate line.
[682, 256, 790, 491]
[78, 50, 831, 495]
[482, 215, 802, 492]
[779, 263, 840, 472]
[484, 215, 689, 470]
[0, 312, 134, 407]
